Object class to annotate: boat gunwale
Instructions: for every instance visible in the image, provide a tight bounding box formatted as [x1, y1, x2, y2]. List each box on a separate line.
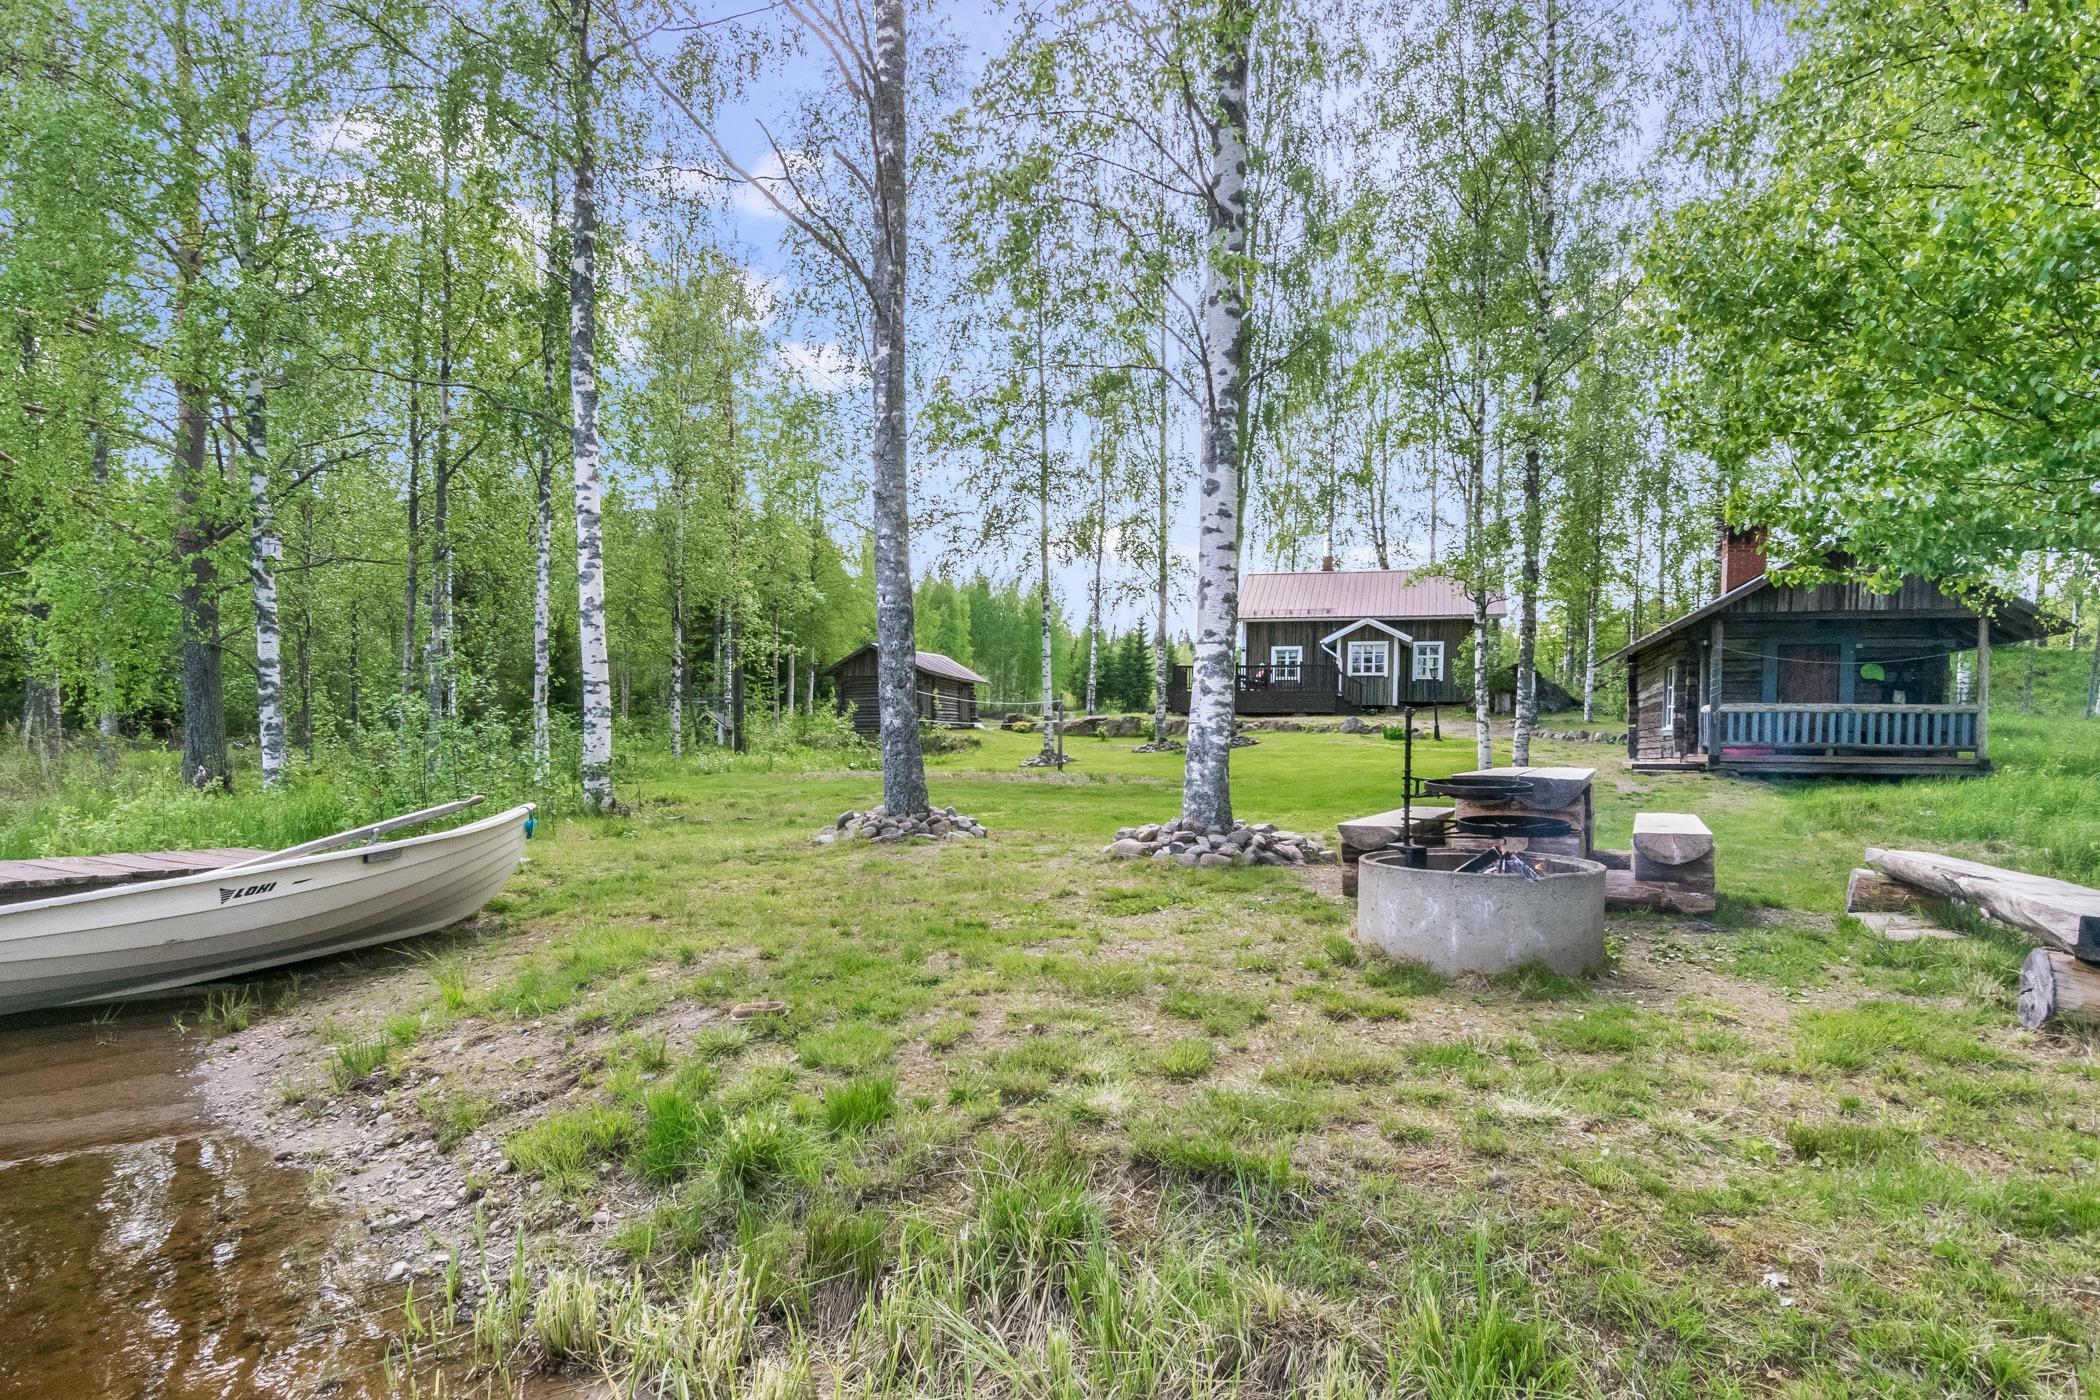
[0, 804, 537, 922]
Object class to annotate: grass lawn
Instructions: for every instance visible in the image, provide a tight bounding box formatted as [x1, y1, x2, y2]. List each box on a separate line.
[251, 717, 2100, 1392]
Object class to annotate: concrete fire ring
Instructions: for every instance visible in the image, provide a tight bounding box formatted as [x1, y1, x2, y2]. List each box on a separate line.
[1356, 851, 1607, 977]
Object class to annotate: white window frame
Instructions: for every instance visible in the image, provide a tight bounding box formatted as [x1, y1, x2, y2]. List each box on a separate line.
[1268, 645, 1302, 682]
[1346, 640, 1389, 678]
[1412, 640, 1445, 682]
[1661, 663, 1678, 735]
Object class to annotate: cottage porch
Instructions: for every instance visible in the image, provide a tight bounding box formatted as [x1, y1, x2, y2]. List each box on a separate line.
[1166, 662, 1407, 716]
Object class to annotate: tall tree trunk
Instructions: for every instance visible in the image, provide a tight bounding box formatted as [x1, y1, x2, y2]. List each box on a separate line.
[1152, 286, 1172, 746]
[1512, 0, 1558, 768]
[1579, 545, 1595, 722]
[533, 159, 560, 782]
[868, 0, 929, 813]
[729, 607, 745, 753]
[402, 308, 423, 698]
[669, 495, 686, 757]
[425, 168, 455, 726]
[713, 611, 729, 746]
[568, 7, 616, 812]
[92, 414, 118, 754]
[1468, 375, 1492, 770]
[1035, 313, 1055, 751]
[297, 498, 313, 759]
[1086, 434, 1106, 715]
[232, 115, 284, 788]
[1180, 8, 1251, 832]
[172, 0, 226, 790]
[786, 645, 796, 720]
[241, 365, 285, 789]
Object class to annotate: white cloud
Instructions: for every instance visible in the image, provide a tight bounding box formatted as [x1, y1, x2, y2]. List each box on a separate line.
[777, 340, 862, 392]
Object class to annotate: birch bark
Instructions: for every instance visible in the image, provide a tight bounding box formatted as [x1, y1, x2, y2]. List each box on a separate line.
[1035, 313, 1055, 753]
[242, 367, 286, 789]
[1153, 292, 1172, 746]
[1086, 434, 1106, 715]
[1180, 7, 1252, 832]
[868, 0, 930, 814]
[569, 3, 616, 811]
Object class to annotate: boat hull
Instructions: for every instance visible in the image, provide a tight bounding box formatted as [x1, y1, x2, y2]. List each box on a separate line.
[0, 805, 534, 1017]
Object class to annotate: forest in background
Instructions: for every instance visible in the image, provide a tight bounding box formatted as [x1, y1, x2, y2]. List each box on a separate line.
[2, 0, 2094, 820]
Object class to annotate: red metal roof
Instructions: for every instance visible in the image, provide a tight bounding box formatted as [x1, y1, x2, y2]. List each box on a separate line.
[1239, 570, 1504, 622]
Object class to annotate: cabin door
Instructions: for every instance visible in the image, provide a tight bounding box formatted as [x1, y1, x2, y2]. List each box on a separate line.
[1777, 645, 1840, 704]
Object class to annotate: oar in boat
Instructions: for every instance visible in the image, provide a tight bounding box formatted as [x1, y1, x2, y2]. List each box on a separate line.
[211, 796, 487, 875]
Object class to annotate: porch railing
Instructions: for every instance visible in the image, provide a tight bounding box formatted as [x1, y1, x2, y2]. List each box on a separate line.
[1711, 703, 1979, 752]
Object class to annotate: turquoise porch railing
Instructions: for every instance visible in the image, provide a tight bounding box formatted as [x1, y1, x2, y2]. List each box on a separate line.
[1713, 703, 1979, 751]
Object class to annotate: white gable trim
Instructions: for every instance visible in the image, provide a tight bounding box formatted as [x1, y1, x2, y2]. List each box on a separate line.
[1318, 617, 1413, 648]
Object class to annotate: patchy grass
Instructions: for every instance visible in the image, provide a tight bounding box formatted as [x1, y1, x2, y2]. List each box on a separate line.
[217, 718, 2100, 1395]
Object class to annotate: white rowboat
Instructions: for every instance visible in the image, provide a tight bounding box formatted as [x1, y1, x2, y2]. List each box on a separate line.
[0, 799, 535, 1017]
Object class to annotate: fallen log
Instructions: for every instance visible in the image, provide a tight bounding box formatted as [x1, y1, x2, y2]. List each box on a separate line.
[1864, 848, 2100, 956]
[1845, 867, 1924, 915]
[2017, 948, 2100, 1030]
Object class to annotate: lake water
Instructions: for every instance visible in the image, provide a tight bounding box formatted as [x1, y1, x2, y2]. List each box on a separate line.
[0, 1008, 406, 1398]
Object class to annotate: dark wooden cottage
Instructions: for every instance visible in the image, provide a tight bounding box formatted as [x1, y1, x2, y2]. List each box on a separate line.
[825, 646, 986, 735]
[1610, 530, 2053, 776]
[1168, 568, 1503, 716]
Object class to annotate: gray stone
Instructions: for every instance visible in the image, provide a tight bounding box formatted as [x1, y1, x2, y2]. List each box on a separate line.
[1110, 838, 1146, 859]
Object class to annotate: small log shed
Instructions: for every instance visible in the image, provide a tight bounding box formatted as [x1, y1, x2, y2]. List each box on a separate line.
[825, 646, 986, 736]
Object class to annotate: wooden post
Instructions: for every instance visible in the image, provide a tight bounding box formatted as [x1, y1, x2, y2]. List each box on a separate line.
[1975, 613, 1990, 765]
[1708, 618, 1725, 764]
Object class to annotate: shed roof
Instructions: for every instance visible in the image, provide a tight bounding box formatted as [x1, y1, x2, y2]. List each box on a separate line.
[825, 645, 988, 686]
[1604, 575, 2055, 665]
[1239, 569, 1503, 622]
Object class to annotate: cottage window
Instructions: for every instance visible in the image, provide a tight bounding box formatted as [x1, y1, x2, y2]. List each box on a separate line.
[1347, 641, 1389, 678]
[1661, 663, 1678, 734]
[1269, 645, 1302, 681]
[1412, 640, 1445, 682]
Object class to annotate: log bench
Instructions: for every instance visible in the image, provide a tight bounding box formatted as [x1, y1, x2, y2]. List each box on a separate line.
[1603, 813, 1717, 914]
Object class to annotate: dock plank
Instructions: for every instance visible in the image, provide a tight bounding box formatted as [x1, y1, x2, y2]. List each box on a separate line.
[0, 848, 264, 896]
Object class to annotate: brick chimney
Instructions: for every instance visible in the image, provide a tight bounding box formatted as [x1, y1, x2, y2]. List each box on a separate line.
[1320, 554, 1336, 572]
[1720, 526, 1767, 593]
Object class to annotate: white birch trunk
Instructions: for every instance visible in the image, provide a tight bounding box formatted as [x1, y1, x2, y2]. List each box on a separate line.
[1086, 440, 1106, 715]
[1582, 593, 1597, 723]
[1036, 320, 1056, 752]
[1180, 14, 1252, 832]
[669, 502, 686, 757]
[532, 163, 559, 782]
[569, 24, 616, 812]
[243, 368, 286, 789]
[868, 0, 929, 813]
[1153, 290, 1173, 745]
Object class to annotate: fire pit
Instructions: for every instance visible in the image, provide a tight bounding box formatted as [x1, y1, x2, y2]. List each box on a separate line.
[1356, 848, 1607, 977]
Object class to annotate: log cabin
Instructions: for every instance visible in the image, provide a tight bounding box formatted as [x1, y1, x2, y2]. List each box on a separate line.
[825, 646, 985, 735]
[1610, 529, 2054, 776]
[1167, 567, 1504, 716]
